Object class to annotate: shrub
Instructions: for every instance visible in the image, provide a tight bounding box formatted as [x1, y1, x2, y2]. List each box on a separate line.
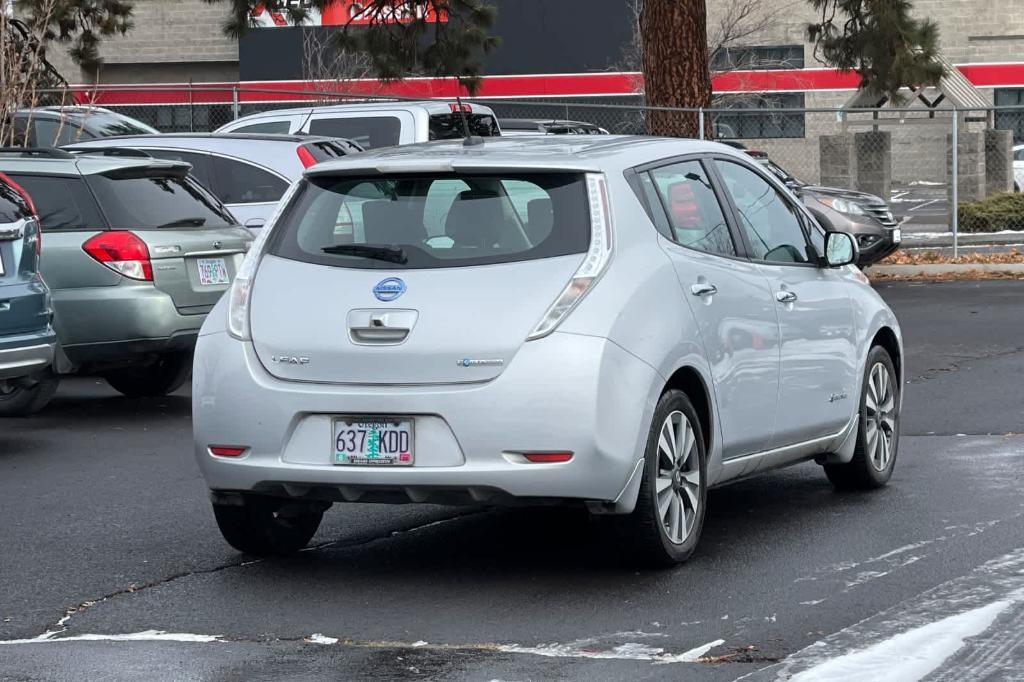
[959, 192, 1024, 233]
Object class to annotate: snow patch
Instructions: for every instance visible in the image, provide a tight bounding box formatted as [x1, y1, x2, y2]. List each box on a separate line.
[306, 634, 338, 645]
[498, 638, 725, 664]
[0, 630, 222, 645]
[788, 600, 1011, 682]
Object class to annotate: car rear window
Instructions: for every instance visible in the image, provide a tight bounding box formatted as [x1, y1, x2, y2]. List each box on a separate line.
[0, 178, 31, 223]
[429, 114, 500, 140]
[269, 173, 590, 270]
[307, 117, 401, 149]
[6, 174, 105, 231]
[85, 170, 235, 230]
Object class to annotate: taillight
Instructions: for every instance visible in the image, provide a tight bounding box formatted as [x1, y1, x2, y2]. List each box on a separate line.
[82, 231, 153, 281]
[0, 171, 37, 216]
[526, 173, 613, 340]
[449, 103, 472, 113]
[228, 180, 303, 340]
[297, 146, 318, 168]
[0, 172, 41, 257]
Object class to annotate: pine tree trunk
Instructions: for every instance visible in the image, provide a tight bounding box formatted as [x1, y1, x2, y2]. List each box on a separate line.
[641, 0, 712, 138]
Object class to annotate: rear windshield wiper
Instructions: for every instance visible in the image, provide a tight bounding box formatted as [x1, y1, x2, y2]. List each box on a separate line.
[157, 217, 207, 228]
[322, 243, 408, 264]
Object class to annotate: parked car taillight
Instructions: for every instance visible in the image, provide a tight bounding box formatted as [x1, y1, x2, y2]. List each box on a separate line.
[297, 146, 318, 168]
[228, 180, 302, 340]
[0, 171, 41, 257]
[526, 173, 614, 340]
[82, 231, 153, 281]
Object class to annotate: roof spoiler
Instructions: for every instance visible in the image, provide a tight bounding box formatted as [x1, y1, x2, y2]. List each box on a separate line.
[0, 147, 74, 159]
[65, 147, 153, 159]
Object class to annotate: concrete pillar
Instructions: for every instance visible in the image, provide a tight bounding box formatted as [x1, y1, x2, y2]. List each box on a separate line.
[984, 128, 1013, 196]
[819, 134, 856, 190]
[948, 130, 985, 204]
[854, 131, 891, 200]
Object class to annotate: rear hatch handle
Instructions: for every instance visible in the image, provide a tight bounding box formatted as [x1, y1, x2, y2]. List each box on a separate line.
[347, 309, 418, 345]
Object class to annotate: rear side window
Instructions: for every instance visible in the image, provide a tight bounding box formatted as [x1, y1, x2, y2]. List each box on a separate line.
[648, 161, 735, 257]
[6, 174, 105, 231]
[211, 158, 287, 204]
[429, 114, 500, 140]
[85, 171, 235, 230]
[270, 173, 590, 270]
[308, 117, 401, 149]
[144, 150, 216, 189]
[232, 120, 291, 134]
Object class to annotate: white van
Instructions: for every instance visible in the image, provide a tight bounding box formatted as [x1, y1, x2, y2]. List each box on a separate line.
[215, 101, 501, 149]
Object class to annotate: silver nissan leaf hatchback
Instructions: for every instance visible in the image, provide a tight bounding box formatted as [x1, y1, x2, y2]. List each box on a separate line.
[192, 136, 903, 566]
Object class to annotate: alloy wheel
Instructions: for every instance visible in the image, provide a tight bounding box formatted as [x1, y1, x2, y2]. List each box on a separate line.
[656, 410, 701, 544]
[864, 362, 897, 471]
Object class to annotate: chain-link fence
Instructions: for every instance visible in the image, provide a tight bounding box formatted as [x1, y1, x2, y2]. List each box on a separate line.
[32, 85, 1024, 246]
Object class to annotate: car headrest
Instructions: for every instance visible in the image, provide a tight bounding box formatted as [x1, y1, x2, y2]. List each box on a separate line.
[444, 190, 506, 248]
[360, 200, 425, 245]
[526, 197, 553, 244]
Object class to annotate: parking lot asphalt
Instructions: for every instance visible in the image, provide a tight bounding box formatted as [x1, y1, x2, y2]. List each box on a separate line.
[2, 280, 1023, 681]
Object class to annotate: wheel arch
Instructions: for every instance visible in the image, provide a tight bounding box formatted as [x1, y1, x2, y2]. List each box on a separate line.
[871, 325, 902, 383]
[662, 365, 713, 457]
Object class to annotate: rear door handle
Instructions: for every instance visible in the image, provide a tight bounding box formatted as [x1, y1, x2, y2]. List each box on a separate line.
[690, 283, 718, 297]
[0, 301, 10, 313]
[776, 290, 798, 304]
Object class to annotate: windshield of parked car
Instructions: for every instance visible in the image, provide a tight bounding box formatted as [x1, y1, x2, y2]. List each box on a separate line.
[80, 113, 160, 137]
[269, 172, 590, 270]
[85, 171, 235, 229]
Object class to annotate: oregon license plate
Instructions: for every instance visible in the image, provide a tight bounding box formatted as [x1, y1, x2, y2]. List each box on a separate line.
[197, 258, 229, 286]
[333, 418, 414, 466]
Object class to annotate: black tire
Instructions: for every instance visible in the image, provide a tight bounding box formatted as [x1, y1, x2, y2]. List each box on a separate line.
[104, 352, 192, 398]
[213, 495, 324, 555]
[614, 389, 708, 567]
[824, 345, 900, 490]
[0, 371, 60, 417]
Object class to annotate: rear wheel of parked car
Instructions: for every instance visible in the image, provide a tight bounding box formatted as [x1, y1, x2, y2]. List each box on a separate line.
[0, 370, 60, 417]
[615, 389, 707, 567]
[213, 495, 324, 555]
[824, 345, 900, 490]
[103, 352, 192, 398]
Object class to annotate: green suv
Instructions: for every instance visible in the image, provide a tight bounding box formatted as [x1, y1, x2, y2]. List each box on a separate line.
[0, 148, 252, 414]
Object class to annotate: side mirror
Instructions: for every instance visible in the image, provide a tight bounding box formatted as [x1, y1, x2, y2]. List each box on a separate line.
[823, 231, 858, 267]
[244, 218, 266, 230]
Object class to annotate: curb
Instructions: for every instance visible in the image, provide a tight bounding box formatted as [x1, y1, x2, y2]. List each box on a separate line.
[903, 232, 1024, 248]
[870, 263, 1024, 277]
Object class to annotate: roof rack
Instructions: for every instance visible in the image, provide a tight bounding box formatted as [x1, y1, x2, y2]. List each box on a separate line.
[67, 147, 153, 159]
[0, 147, 74, 159]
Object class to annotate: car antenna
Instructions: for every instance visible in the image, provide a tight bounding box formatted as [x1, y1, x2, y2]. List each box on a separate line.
[457, 94, 484, 147]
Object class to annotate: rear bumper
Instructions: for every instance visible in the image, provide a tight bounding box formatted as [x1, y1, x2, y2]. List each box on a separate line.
[53, 283, 205, 366]
[192, 331, 660, 506]
[0, 328, 56, 379]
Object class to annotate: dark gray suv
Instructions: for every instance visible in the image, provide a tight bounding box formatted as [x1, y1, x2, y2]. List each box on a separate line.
[0, 172, 56, 415]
